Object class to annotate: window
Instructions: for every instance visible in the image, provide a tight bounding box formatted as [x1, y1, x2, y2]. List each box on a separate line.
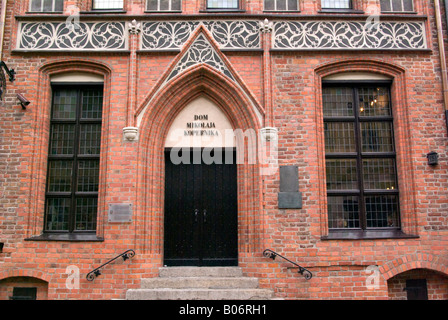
[323, 84, 400, 231]
[147, 0, 181, 11]
[10, 288, 37, 300]
[405, 279, 428, 300]
[380, 0, 413, 12]
[321, 0, 351, 9]
[264, 0, 298, 11]
[45, 86, 103, 233]
[30, 0, 64, 12]
[92, 0, 124, 9]
[206, 0, 239, 9]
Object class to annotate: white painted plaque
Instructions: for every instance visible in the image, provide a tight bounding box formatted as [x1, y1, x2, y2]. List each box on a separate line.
[165, 97, 235, 148]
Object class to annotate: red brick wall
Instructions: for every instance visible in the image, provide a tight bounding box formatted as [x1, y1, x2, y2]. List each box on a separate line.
[388, 269, 448, 300]
[0, 0, 447, 300]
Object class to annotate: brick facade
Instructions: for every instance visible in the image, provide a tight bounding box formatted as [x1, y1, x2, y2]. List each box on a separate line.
[0, 0, 447, 300]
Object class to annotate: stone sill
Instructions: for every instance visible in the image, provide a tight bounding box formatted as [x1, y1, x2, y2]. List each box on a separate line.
[321, 230, 419, 241]
[25, 233, 104, 242]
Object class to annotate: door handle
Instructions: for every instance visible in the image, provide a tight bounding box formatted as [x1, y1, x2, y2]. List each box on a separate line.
[203, 209, 207, 223]
[194, 209, 199, 223]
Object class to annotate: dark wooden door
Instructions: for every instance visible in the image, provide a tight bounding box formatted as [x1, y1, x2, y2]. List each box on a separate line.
[164, 148, 238, 266]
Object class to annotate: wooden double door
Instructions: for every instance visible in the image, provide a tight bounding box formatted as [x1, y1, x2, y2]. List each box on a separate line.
[164, 148, 238, 266]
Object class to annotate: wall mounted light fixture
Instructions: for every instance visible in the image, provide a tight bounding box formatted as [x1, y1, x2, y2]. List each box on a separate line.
[17, 93, 30, 109]
[0, 61, 15, 100]
[427, 151, 439, 166]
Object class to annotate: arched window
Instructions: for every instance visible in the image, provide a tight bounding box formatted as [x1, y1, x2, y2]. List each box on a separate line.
[44, 73, 104, 234]
[322, 74, 400, 232]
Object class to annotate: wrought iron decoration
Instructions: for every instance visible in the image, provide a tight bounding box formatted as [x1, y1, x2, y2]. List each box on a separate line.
[263, 249, 312, 280]
[86, 249, 135, 281]
[0, 61, 16, 100]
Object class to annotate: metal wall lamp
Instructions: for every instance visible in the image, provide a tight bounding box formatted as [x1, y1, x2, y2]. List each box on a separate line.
[0, 61, 16, 100]
[427, 151, 439, 166]
[0, 61, 15, 82]
[17, 93, 30, 109]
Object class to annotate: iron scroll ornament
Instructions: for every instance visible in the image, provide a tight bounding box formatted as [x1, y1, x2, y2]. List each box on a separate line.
[86, 249, 135, 281]
[263, 249, 312, 280]
[0, 61, 16, 100]
[0, 70, 5, 100]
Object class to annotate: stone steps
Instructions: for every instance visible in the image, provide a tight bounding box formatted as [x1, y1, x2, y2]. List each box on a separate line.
[126, 267, 275, 300]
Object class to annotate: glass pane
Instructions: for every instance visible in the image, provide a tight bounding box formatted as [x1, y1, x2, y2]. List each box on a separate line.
[172, 0, 181, 10]
[54, 0, 64, 11]
[391, 0, 402, 11]
[365, 195, 399, 228]
[323, 87, 354, 117]
[358, 87, 391, 117]
[75, 198, 98, 231]
[31, 0, 42, 11]
[160, 0, 170, 10]
[363, 158, 397, 190]
[45, 198, 70, 231]
[265, 0, 275, 10]
[81, 90, 103, 119]
[147, 0, 158, 10]
[328, 196, 360, 229]
[50, 124, 75, 155]
[403, 0, 413, 11]
[79, 124, 101, 155]
[321, 0, 351, 8]
[47, 161, 73, 192]
[43, 0, 53, 11]
[324, 122, 356, 153]
[77, 160, 100, 192]
[93, 0, 124, 9]
[52, 90, 77, 120]
[287, 0, 298, 10]
[326, 159, 358, 190]
[380, 0, 391, 11]
[361, 122, 394, 152]
[277, 0, 286, 10]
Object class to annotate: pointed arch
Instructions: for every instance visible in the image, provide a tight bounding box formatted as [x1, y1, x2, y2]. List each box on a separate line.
[314, 58, 418, 238]
[26, 59, 112, 239]
[134, 63, 265, 260]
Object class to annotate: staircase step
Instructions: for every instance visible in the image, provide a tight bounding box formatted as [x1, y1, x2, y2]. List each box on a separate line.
[159, 267, 243, 278]
[125, 267, 276, 300]
[141, 277, 259, 289]
[126, 288, 274, 300]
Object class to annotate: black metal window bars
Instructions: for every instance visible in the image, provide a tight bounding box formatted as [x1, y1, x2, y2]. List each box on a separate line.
[86, 249, 135, 281]
[263, 249, 312, 280]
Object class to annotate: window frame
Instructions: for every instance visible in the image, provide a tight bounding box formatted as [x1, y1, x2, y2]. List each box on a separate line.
[205, 0, 240, 10]
[322, 81, 404, 238]
[320, 0, 352, 10]
[29, 0, 64, 12]
[145, 0, 182, 12]
[44, 83, 103, 236]
[92, 0, 124, 10]
[379, 0, 414, 13]
[263, 0, 299, 12]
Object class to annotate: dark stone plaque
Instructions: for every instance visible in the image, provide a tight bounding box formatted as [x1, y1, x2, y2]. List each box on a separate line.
[278, 192, 302, 209]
